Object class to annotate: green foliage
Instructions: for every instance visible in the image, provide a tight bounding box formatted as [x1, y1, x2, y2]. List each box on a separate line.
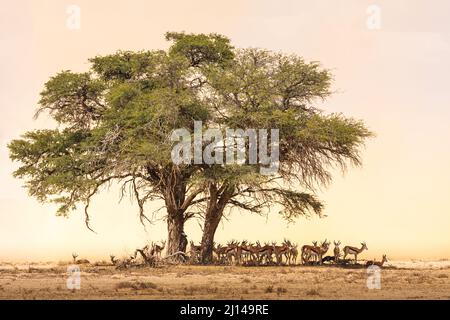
[166, 32, 234, 67]
[8, 32, 373, 229]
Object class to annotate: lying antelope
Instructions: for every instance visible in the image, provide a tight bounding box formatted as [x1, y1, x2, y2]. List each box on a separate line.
[109, 253, 135, 269]
[366, 254, 388, 267]
[72, 253, 90, 265]
[343, 242, 368, 264]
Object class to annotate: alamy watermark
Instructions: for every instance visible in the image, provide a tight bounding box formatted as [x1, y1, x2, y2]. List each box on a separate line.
[66, 5, 81, 30]
[66, 265, 81, 290]
[366, 265, 382, 289]
[170, 121, 279, 175]
[366, 4, 381, 30]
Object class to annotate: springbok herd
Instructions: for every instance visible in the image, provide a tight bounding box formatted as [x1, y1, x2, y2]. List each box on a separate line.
[72, 239, 388, 269]
[190, 240, 388, 267]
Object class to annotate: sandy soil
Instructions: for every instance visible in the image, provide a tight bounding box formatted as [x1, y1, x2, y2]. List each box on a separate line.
[0, 261, 449, 299]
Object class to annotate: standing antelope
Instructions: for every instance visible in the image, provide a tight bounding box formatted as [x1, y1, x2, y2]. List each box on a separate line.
[239, 241, 253, 265]
[259, 242, 276, 265]
[284, 240, 298, 265]
[333, 241, 341, 263]
[308, 240, 330, 265]
[189, 241, 202, 263]
[366, 254, 388, 267]
[134, 245, 155, 267]
[301, 241, 320, 264]
[273, 241, 289, 265]
[343, 242, 368, 264]
[153, 240, 166, 259]
[289, 243, 299, 265]
[214, 244, 228, 264]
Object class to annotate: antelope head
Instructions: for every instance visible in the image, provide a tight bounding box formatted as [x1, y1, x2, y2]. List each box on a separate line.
[361, 242, 368, 250]
[334, 241, 341, 247]
[72, 253, 78, 262]
[321, 239, 330, 249]
[312, 241, 318, 247]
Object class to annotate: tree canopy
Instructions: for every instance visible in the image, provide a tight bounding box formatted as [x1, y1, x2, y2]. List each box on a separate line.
[9, 32, 373, 259]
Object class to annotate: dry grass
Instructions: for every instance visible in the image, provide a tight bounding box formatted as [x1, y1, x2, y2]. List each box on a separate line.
[115, 281, 158, 290]
[0, 263, 449, 299]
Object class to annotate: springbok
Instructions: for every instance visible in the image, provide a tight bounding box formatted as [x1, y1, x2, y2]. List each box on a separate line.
[343, 242, 368, 264]
[109, 253, 135, 269]
[366, 254, 388, 267]
[308, 240, 330, 265]
[213, 243, 229, 264]
[238, 241, 253, 265]
[301, 241, 320, 264]
[273, 241, 290, 265]
[110, 254, 118, 266]
[244, 241, 262, 265]
[189, 241, 202, 263]
[289, 242, 298, 265]
[134, 245, 155, 266]
[259, 242, 275, 265]
[333, 241, 341, 263]
[72, 253, 90, 264]
[153, 240, 166, 259]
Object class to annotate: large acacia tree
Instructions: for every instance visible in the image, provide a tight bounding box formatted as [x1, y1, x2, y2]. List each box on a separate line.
[9, 32, 372, 261]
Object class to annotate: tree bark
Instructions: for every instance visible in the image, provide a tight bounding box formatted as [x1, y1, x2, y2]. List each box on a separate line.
[199, 183, 233, 264]
[164, 171, 188, 256]
[199, 209, 222, 264]
[166, 212, 185, 256]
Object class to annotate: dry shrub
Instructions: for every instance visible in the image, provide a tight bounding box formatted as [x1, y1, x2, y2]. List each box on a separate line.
[265, 285, 274, 293]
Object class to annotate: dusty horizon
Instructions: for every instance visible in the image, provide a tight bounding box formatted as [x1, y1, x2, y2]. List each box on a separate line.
[1, 0, 450, 262]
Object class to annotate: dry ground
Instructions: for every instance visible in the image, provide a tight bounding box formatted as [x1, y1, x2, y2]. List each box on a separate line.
[0, 262, 449, 299]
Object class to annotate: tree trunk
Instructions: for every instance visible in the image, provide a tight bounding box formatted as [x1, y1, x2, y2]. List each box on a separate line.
[164, 172, 188, 256]
[166, 213, 185, 256]
[199, 211, 222, 264]
[199, 183, 234, 264]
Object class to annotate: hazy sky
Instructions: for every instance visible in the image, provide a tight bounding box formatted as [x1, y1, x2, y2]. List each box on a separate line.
[1, 0, 450, 261]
